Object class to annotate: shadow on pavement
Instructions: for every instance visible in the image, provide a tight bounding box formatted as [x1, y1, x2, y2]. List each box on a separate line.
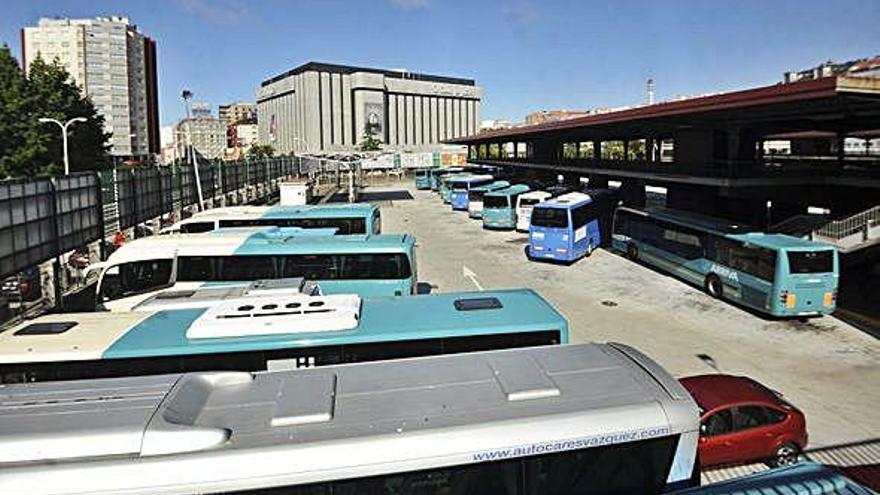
[358, 190, 414, 202]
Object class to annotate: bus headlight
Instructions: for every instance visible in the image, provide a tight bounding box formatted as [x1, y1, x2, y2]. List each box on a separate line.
[823, 292, 834, 307]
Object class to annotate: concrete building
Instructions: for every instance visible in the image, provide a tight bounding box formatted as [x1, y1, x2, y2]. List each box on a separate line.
[21, 16, 159, 159]
[233, 123, 259, 148]
[219, 102, 256, 126]
[190, 102, 212, 118]
[784, 54, 880, 83]
[174, 116, 226, 160]
[525, 110, 592, 126]
[480, 119, 514, 131]
[256, 62, 481, 154]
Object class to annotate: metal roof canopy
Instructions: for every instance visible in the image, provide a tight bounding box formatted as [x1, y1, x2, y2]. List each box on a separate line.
[448, 76, 880, 144]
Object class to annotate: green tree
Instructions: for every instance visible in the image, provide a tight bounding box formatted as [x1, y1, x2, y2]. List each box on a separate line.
[0, 45, 45, 178]
[359, 123, 382, 151]
[28, 56, 111, 175]
[247, 144, 275, 159]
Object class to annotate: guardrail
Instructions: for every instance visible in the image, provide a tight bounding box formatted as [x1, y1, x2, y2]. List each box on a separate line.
[814, 205, 880, 240]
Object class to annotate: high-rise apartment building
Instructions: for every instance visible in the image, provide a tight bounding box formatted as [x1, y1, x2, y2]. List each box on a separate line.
[219, 102, 256, 126]
[174, 116, 226, 160]
[21, 16, 159, 159]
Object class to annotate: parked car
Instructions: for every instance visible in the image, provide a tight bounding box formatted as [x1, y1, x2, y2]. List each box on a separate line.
[679, 374, 807, 468]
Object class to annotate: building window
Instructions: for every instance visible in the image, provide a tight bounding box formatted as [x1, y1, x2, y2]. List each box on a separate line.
[478, 144, 488, 159]
[628, 139, 647, 161]
[601, 141, 625, 160]
[562, 142, 578, 159]
[578, 142, 594, 159]
[489, 143, 500, 159]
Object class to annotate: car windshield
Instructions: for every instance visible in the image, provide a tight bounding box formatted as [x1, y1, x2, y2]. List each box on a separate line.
[531, 207, 569, 228]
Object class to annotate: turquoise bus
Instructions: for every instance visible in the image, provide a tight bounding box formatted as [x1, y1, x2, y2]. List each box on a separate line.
[92, 228, 418, 311]
[482, 184, 532, 230]
[414, 167, 439, 190]
[0, 289, 569, 383]
[467, 180, 510, 218]
[168, 203, 381, 235]
[612, 207, 839, 317]
[429, 167, 464, 191]
[450, 175, 494, 211]
[439, 173, 473, 203]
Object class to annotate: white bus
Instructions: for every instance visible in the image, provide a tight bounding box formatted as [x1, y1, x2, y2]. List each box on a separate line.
[0, 343, 700, 494]
[161, 203, 382, 235]
[88, 227, 418, 311]
[516, 190, 553, 232]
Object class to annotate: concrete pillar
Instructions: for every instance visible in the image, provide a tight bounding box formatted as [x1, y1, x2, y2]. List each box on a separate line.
[620, 179, 646, 208]
[588, 174, 608, 189]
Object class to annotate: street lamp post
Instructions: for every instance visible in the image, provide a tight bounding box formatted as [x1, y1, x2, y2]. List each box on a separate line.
[181, 89, 205, 210]
[39, 117, 87, 175]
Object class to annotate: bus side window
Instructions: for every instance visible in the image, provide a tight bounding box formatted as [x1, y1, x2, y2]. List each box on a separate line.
[373, 211, 381, 235]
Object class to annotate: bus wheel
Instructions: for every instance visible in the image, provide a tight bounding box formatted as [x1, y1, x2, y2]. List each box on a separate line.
[524, 245, 534, 261]
[705, 274, 723, 298]
[585, 243, 593, 257]
[626, 243, 638, 260]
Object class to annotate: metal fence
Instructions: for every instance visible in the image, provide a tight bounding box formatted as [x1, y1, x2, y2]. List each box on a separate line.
[0, 154, 442, 281]
[0, 172, 103, 280]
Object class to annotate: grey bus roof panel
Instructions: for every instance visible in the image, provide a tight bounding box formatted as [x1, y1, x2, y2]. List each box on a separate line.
[132, 278, 321, 311]
[0, 343, 699, 493]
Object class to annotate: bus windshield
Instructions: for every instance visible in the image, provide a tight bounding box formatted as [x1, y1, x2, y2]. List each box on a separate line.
[483, 195, 509, 208]
[99, 259, 173, 301]
[788, 250, 834, 274]
[531, 208, 568, 228]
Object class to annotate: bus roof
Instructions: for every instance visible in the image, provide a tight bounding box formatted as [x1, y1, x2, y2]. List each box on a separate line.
[181, 204, 377, 223]
[486, 184, 531, 197]
[622, 207, 758, 235]
[0, 343, 698, 493]
[470, 180, 510, 192]
[537, 191, 593, 209]
[621, 207, 835, 251]
[729, 232, 836, 251]
[519, 190, 553, 200]
[106, 230, 413, 264]
[451, 174, 493, 184]
[672, 462, 873, 494]
[0, 289, 567, 363]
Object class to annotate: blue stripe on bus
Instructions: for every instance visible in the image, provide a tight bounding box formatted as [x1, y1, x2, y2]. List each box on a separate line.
[101, 290, 569, 359]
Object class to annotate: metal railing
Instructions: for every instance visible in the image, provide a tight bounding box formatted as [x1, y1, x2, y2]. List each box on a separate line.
[814, 205, 880, 240]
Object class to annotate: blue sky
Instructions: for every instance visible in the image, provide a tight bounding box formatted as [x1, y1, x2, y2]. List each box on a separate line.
[2, 0, 878, 126]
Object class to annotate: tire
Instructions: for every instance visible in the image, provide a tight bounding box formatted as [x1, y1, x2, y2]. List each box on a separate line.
[585, 242, 594, 257]
[768, 442, 800, 467]
[524, 245, 534, 261]
[705, 274, 723, 298]
[626, 243, 638, 260]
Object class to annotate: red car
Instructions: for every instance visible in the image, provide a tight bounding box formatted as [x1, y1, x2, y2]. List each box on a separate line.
[679, 374, 807, 468]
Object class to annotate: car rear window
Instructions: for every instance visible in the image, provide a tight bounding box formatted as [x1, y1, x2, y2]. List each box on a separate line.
[531, 207, 568, 228]
[787, 250, 833, 274]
